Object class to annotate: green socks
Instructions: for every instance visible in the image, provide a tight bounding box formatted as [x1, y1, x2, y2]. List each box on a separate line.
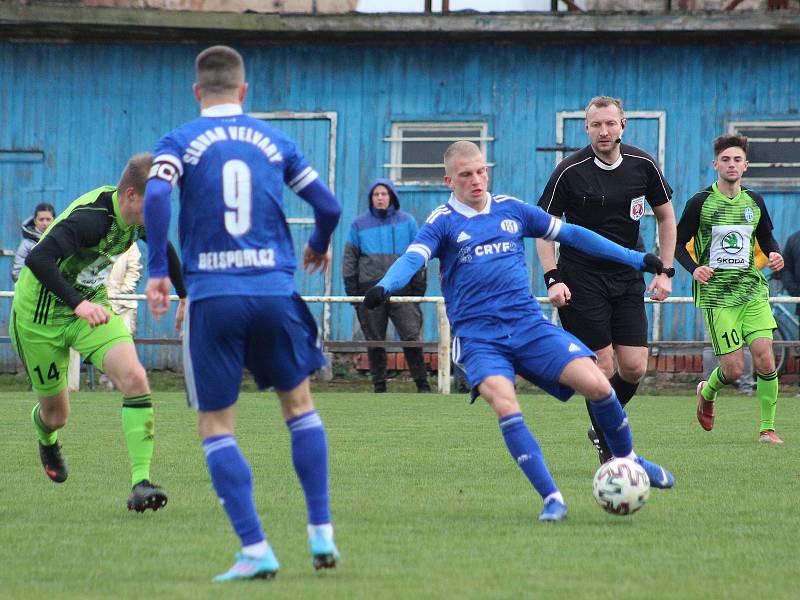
[702, 367, 729, 402]
[31, 403, 57, 446]
[703, 366, 778, 431]
[756, 371, 779, 432]
[122, 394, 154, 486]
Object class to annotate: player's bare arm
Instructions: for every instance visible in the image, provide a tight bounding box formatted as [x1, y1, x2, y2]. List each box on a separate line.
[535, 238, 571, 307]
[647, 202, 677, 302]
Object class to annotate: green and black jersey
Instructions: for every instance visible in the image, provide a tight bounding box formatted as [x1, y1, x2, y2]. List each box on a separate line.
[675, 182, 780, 309]
[13, 186, 184, 326]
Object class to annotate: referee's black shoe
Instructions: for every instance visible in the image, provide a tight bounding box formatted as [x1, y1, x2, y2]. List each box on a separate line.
[127, 479, 168, 513]
[587, 426, 612, 464]
[38, 441, 68, 483]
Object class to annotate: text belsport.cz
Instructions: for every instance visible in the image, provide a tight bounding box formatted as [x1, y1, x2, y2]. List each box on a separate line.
[198, 248, 276, 270]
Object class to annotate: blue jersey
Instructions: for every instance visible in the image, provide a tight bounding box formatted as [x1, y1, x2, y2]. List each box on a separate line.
[410, 194, 561, 338]
[149, 104, 332, 300]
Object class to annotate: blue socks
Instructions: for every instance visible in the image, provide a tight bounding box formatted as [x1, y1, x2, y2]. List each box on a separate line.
[499, 413, 557, 500]
[287, 410, 331, 526]
[203, 435, 265, 547]
[588, 391, 633, 457]
[202, 410, 331, 550]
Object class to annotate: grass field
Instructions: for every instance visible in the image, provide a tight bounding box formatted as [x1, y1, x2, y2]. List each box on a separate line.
[0, 388, 797, 599]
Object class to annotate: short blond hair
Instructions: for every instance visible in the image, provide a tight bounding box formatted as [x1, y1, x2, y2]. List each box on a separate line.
[585, 96, 625, 121]
[443, 141, 482, 173]
[195, 45, 245, 97]
[117, 153, 153, 194]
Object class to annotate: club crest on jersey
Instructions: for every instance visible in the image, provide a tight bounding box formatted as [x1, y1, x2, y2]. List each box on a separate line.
[629, 196, 645, 221]
[744, 207, 754, 222]
[500, 219, 519, 234]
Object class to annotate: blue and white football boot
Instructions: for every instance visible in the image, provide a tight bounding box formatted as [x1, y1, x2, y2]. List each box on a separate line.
[308, 524, 340, 570]
[213, 547, 280, 582]
[635, 456, 675, 489]
[539, 497, 568, 522]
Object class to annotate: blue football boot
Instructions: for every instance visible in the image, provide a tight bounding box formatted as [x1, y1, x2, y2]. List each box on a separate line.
[309, 526, 340, 570]
[635, 456, 675, 489]
[213, 548, 280, 582]
[538, 497, 568, 522]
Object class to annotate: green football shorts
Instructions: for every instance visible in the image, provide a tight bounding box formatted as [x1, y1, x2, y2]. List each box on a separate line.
[703, 299, 776, 356]
[9, 307, 134, 396]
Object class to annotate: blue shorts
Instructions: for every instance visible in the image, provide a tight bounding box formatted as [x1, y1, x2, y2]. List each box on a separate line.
[452, 317, 594, 401]
[184, 294, 327, 411]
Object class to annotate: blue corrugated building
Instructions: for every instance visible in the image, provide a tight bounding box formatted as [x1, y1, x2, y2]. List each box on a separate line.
[1, 7, 799, 369]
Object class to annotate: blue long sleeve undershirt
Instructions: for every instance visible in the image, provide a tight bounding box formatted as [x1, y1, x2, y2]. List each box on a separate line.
[298, 178, 342, 255]
[555, 222, 645, 270]
[377, 251, 426, 295]
[376, 221, 646, 296]
[143, 178, 173, 278]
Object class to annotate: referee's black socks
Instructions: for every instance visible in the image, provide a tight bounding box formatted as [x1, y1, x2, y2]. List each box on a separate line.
[609, 372, 639, 407]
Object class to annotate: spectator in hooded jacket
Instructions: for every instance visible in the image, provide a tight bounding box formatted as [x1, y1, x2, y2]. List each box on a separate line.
[343, 179, 431, 393]
[12, 203, 55, 283]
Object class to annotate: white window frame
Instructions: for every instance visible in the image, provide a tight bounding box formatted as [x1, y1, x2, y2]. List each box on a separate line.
[249, 110, 338, 341]
[729, 120, 800, 188]
[384, 121, 493, 185]
[555, 110, 666, 171]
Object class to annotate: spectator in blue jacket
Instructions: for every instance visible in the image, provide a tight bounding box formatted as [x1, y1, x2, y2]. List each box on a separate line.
[343, 179, 430, 393]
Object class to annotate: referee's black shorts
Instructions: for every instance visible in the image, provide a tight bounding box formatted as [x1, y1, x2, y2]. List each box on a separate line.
[556, 261, 648, 351]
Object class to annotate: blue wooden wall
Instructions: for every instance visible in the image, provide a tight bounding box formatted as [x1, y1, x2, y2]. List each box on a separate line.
[2, 41, 799, 369]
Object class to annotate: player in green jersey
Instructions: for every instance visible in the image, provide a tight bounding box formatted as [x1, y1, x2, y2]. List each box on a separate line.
[9, 153, 188, 509]
[675, 134, 784, 444]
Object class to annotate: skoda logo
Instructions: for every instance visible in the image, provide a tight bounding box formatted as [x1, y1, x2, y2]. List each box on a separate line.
[721, 231, 744, 254]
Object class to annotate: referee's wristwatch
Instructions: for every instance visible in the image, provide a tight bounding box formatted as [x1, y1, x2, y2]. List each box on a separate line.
[663, 266, 676, 278]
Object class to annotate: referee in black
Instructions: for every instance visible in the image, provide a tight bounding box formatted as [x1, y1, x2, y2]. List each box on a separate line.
[536, 96, 676, 463]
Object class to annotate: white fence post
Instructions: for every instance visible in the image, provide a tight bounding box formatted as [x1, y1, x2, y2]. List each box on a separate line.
[437, 299, 451, 395]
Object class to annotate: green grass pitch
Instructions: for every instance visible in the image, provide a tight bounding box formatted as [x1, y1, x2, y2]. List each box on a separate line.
[0, 388, 797, 599]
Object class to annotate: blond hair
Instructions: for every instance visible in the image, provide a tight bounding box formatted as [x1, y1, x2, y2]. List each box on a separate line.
[195, 45, 245, 97]
[117, 153, 153, 194]
[585, 96, 625, 121]
[443, 141, 482, 173]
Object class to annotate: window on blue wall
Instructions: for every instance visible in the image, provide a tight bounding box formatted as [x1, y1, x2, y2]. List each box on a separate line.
[386, 122, 492, 185]
[730, 121, 800, 185]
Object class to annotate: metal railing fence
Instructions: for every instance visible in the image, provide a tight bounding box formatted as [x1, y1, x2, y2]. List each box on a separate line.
[2, 291, 799, 394]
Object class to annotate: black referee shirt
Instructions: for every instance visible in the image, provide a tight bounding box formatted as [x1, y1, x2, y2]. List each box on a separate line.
[538, 144, 672, 272]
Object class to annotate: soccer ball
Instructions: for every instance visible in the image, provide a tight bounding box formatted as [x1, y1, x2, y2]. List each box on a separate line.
[592, 457, 650, 516]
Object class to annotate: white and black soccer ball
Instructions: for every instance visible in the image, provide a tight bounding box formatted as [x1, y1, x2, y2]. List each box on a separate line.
[592, 457, 650, 516]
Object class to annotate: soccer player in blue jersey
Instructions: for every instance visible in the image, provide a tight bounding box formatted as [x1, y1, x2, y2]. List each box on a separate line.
[142, 46, 342, 581]
[364, 141, 675, 522]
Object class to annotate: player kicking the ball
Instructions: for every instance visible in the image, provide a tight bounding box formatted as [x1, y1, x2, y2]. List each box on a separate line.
[10, 153, 186, 512]
[364, 141, 675, 522]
